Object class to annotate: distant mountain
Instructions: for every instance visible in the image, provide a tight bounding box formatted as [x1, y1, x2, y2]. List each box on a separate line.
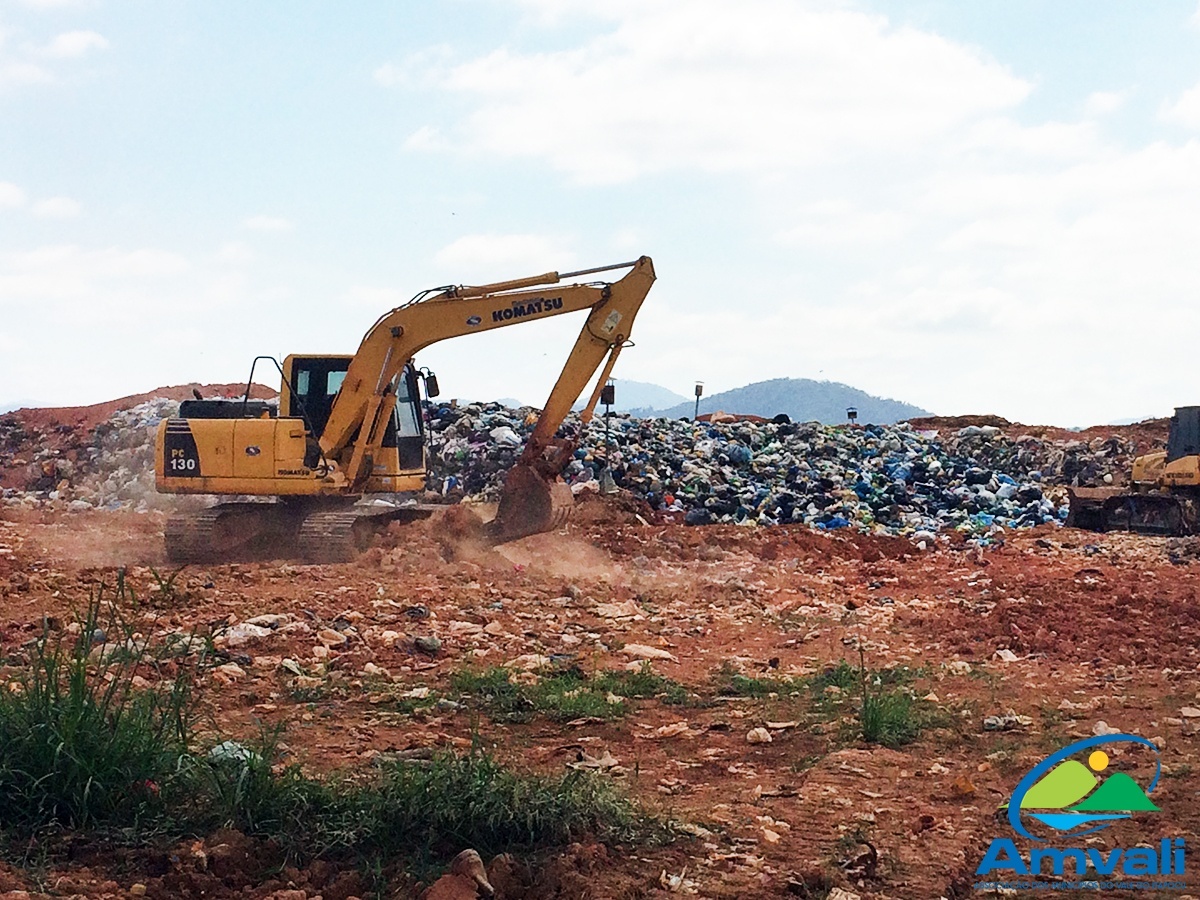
[0, 399, 38, 415]
[572, 379, 690, 414]
[636, 378, 930, 425]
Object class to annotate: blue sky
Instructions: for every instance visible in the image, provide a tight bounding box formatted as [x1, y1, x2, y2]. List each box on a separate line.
[3, 0, 1200, 425]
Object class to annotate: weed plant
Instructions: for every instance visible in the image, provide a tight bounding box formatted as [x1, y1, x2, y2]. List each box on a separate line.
[595, 664, 693, 706]
[855, 648, 925, 748]
[0, 581, 204, 832]
[356, 749, 660, 858]
[711, 662, 802, 698]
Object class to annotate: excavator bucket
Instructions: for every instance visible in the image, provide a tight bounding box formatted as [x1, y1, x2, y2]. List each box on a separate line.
[489, 464, 574, 544]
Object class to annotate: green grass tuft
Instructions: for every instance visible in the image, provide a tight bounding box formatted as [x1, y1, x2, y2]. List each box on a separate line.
[711, 662, 800, 698]
[0, 584, 205, 832]
[450, 666, 657, 723]
[595, 665, 693, 706]
[358, 750, 660, 858]
[859, 689, 922, 748]
[853, 649, 927, 748]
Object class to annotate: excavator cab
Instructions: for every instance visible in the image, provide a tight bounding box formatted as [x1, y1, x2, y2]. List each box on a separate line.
[281, 355, 427, 489]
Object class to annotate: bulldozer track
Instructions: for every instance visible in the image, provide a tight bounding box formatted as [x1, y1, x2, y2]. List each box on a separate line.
[1067, 487, 1196, 536]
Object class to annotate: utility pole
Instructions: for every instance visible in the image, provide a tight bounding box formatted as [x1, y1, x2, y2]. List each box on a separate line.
[694, 381, 704, 420]
[600, 381, 616, 494]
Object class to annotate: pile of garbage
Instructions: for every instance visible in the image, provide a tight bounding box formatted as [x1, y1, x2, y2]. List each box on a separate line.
[75, 398, 185, 510]
[2, 398, 186, 512]
[429, 403, 1142, 538]
[3, 395, 1148, 539]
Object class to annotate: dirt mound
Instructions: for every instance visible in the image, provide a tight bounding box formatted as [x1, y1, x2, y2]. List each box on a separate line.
[571, 492, 655, 526]
[5, 382, 277, 434]
[906, 413, 1170, 451]
[906, 413, 1013, 429]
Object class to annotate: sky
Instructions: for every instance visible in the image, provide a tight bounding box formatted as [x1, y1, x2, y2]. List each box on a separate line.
[3, 0, 1200, 426]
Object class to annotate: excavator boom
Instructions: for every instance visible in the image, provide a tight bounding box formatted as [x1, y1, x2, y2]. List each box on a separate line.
[320, 256, 655, 541]
[320, 257, 655, 478]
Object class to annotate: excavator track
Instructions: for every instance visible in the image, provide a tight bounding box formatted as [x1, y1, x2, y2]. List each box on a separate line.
[297, 510, 384, 563]
[165, 503, 292, 564]
[166, 502, 438, 565]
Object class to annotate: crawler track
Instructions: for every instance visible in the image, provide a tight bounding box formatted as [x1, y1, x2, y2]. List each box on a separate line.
[297, 510, 381, 563]
[165, 503, 292, 563]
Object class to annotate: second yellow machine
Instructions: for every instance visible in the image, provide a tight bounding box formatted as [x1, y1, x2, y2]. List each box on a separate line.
[155, 256, 656, 562]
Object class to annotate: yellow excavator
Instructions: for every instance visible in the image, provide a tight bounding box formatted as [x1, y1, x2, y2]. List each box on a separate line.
[154, 256, 656, 562]
[1067, 405, 1200, 535]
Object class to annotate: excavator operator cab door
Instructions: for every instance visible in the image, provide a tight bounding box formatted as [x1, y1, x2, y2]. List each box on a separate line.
[281, 355, 426, 475]
[390, 365, 425, 472]
[284, 356, 348, 441]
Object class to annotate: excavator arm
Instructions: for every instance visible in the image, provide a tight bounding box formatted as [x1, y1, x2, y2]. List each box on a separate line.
[319, 256, 656, 537]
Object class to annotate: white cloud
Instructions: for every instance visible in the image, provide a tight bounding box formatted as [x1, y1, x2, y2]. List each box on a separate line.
[242, 215, 294, 232]
[2, 244, 188, 283]
[216, 242, 254, 263]
[0, 182, 26, 208]
[0, 59, 52, 87]
[1084, 89, 1131, 116]
[0, 244, 192, 339]
[776, 201, 908, 246]
[391, 0, 1030, 184]
[374, 1, 1200, 424]
[39, 30, 108, 59]
[32, 196, 81, 217]
[0, 241, 293, 406]
[433, 233, 577, 278]
[374, 45, 453, 88]
[1, 24, 105, 88]
[1160, 82, 1200, 129]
